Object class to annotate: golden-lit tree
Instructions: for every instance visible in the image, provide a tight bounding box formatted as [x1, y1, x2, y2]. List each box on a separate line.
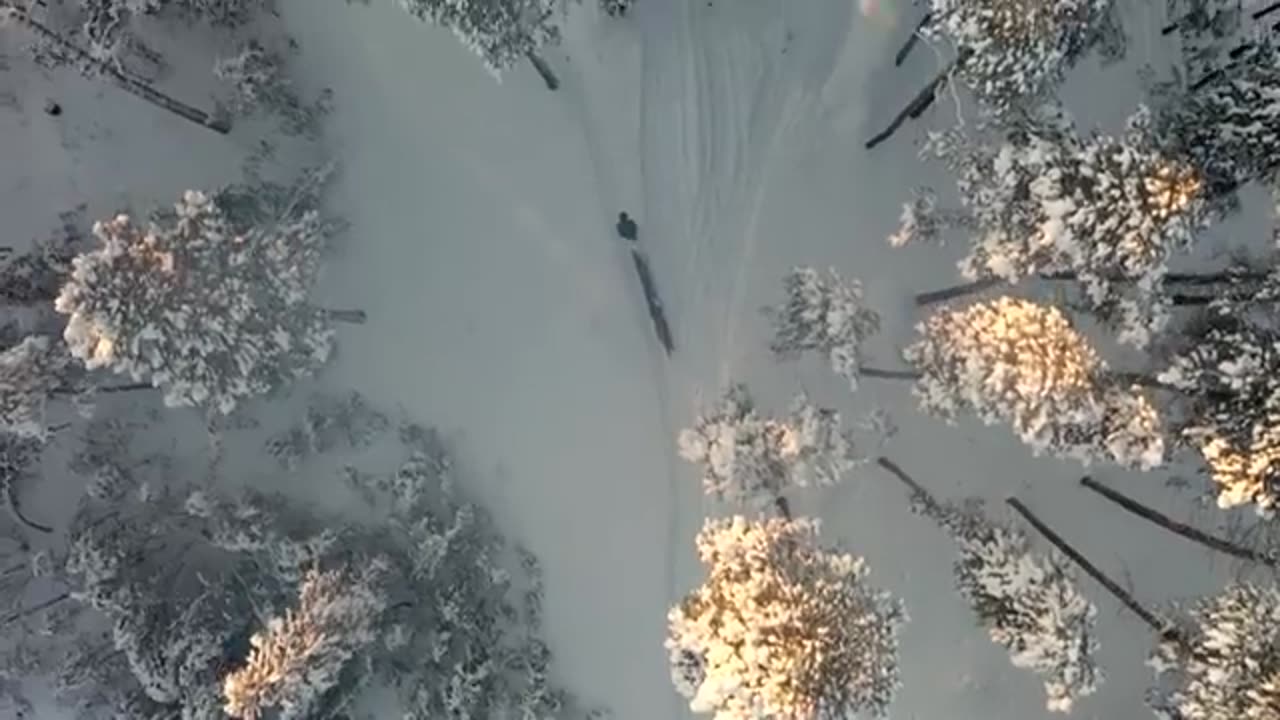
[223, 562, 386, 720]
[1159, 309, 1280, 513]
[899, 107, 1204, 347]
[666, 515, 904, 720]
[904, 296, 1164, 468]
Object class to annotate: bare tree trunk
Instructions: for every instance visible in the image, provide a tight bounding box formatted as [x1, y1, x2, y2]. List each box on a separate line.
[876, 457, 946, 518]
[860, 367, 921, 381]
[914, 277, 1004, 306]
[865, 64, 950, 150]
[1080, 476, 1278, 567]
[1006, 497, 1168, 634]
[915, 270, 1272, 307]
[12, 8, 230, 134]
[324, 308, 367, 324]
[866, 49, 969, 150]
[52, 382, 153, 396]
[0, 592, 69, 628]
[527, 52, 559, 91]
[894, 12, 932, 66]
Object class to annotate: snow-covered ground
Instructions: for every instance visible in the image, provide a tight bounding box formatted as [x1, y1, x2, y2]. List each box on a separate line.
[3, 0, 1257, 717]
[277, 1, 1244, 719]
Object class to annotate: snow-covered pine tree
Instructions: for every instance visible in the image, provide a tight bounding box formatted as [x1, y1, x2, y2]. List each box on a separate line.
[63, 513, 237, 719]
[904, 296, 1165, 468]
[905, 106, 1204, 347]
[214, 40, 332, 137]
[223, 563, 388, 720]
[878, 458, 1101, 712]
[667, 515, 904, 720]
[0, 335, 67, 440]
[916, 0, 1114, 114]
[397, 0, 561, 86]
[55, 175, 350, 415]
[1149, 583, 1280, 720]
[1150, 35, 1280, 206]
[0, 233, 80, 306]
[1157, 303, 1280, 513]
[342, 422, 578, 719]
[765, 266, 882, 390]
[678, 384, 857, 509]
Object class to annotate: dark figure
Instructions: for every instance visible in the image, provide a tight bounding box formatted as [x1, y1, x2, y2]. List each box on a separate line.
[43, 100, 62, 117]
[616, 211, 638, 242]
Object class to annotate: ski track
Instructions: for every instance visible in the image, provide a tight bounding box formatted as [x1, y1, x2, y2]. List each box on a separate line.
[563, 12, 694, 718]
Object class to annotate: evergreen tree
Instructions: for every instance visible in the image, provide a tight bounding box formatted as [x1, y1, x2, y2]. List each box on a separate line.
[879, 459, 1101, 712]
[667, 515, 904, 720]
[896, 107, 1204, 347]
[1149, 583, 1280, 720]
[397, 0, 561, 86]
[55, 170, 353, 415]
[1158, 304, 1280, 513]
[223, 564, 388, 720]
[904, 296, 1165, 468]
[765, 267, 882, 390]
[916, 0, 1114, 114]
[678, 384, 857, 509]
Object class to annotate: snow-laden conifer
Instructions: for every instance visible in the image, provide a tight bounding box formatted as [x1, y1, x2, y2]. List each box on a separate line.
[911, 108, 1204, 346]
[223, 563, 388, 720]
[1158, 306, 1280, 513]
[1152, 37, 1280, 206]
[678, 384, 856, 508]
[667, 515, 904, 719]
[1149, 583, 1280, 720]
[0, 336, 66, 440]
[397, 0, 559, 76]
[56, 172, 345, 415]
[880, 459, 1101, 712]
[766, 267, 881, 390]
[905, 296, 1164, 468]
[918, 0, 1112, 113]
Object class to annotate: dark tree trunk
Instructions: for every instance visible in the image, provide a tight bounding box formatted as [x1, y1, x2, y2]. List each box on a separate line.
[915, 270, 1272, 307]
[0, 592, 70, 628]
[52, 382, 153, 396]
[527, 52, 559, 91]
[866, 50, 968, 150]
[13, 9, 230, 134]
[860, 367, 922, 381]
[894, 12, 932, 66]
[1006, 497, 1168, 634]
[324, 308, 367, 324]
[876, 457, 946, 519]
[1080, 476, 1278, 567]
[914, 277, 1004, 306]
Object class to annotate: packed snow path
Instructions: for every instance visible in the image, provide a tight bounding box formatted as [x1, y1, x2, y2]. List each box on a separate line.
[277, 1, 1231, 718]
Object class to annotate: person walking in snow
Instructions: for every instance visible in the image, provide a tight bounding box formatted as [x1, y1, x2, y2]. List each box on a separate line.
[616, 211, 638, 242]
